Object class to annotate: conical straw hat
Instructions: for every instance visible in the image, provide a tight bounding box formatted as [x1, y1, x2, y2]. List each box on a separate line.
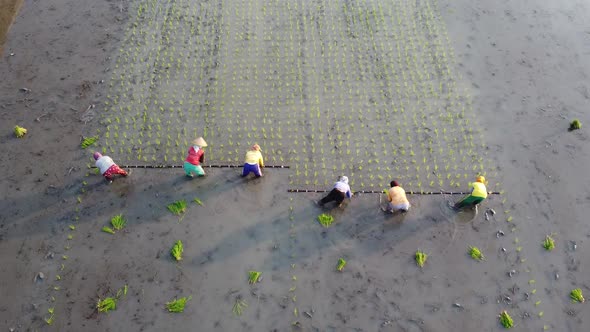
[192, 137, 207, 147]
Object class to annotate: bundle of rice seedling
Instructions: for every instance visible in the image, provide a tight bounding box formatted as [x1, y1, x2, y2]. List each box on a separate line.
[336, 258, 347, 271]
[569, 119, 581, 131]
[542, 235, 555, 251]
[167, 200, 187, 215]
[110, 214, 126, 230]
[14, 125, 27, 138]
[81, 136, 99, 148]
[166, 296, 191, 313]
[570, 288, 585, 303]
[248, 271, 261, 284]
[97, 297, 117, 313]
[317, 213, 334, 227]
[499, 310, 513, 328]
[171, 240, 183, 261]
[469, 246, 484, 261]
[415, 250, 428, 267]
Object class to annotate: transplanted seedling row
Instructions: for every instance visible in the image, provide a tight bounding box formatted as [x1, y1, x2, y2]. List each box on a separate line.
[95, 0, 490, 193]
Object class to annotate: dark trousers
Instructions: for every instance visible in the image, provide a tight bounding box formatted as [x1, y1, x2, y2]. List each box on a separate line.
[319, 189, 346, 206]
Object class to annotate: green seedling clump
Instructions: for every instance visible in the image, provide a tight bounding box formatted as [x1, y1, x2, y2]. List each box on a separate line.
[232, 297, 248, 316]
[248, 271, 261, 284]
[102, 226, 115, 234]
[171, 240, 183, 261]
[193, 198, 203, 206]
[44, 308, 55, 325]
[167, 200, 187, 215]
[469, 246, 484, 261]
[570, 288, 585, 303]
[569, 119, 582, 131]
[96, 285, 127, 313]
[336, 258, 347, 271]
[81, 136, 98, 148]
[110, 214, 126, 231]
[97, 297, 117, 313]
[542, 235, 555, 251]
[166, 296, 191, 313]
[499, 310, 514, 329]
[14, 125, 27, 138]
[415, 250, 428, 268]
[317, 213, 334, 228]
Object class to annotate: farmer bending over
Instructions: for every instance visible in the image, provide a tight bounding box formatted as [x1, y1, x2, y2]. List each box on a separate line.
[242, 144, 264, 178]
[382, 180, 410, 213]
[184, 137, 207, 178]
[318, 176, 353, 208]
[94, 152, 128, 183]
[454, 175, 488, 209]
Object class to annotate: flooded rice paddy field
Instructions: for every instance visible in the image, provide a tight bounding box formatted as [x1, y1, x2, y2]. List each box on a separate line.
[0, 0, 589, 331]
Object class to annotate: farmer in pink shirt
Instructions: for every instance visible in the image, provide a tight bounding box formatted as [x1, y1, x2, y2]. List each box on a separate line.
[184, 137, 207, 177]
[94, 152, 128, 183]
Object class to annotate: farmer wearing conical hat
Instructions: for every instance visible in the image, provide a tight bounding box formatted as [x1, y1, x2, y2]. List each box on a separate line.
[184, 137, 207, 178]
[382, 180, 410, 213]
[318, 176, 353, 208]
[454, 175, 488, 209]
[242, 144, 264, 178]
[93, 152, 128, 183]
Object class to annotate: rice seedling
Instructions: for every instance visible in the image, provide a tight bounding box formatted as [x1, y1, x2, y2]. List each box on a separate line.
[81, 136, 99, 149]
[167, 200, 187, 215]
[498, 310, 513, 329]
[248, 271, 261, 284]
[166, 296, 192, 313]
[468, 246, 484, 261]
[317, 213, 334, 228]
[336, 258, 347, 272]
[570, 288, 585, 303]
[415, 250, 428, 267]
[569, 119, 581, 131]
[14, 125, 27, 138]
[542, 235, 555, 251]
[97, 297, 117, 313]
[193, 198, 203, 206]
[44, 307, 55, 325]
[110, 214, 126, 231]
[170, 240, 183, 261]
[232, 296, 248, 316]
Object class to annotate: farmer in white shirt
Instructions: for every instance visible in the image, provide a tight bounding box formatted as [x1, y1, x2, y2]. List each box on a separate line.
[94, 152, 128, 183]
[318, 176, 353, 208]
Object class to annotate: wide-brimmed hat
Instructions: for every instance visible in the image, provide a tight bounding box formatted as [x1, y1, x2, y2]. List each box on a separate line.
[476, 175, 485, 183]
[192, 137, 208, 147]
[339, 176, 349, 184]
[251, 144, 261, 151]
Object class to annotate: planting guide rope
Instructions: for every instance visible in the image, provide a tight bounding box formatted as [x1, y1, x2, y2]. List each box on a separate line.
[91, 165, 290, 169]
[288, 189, 501, 195]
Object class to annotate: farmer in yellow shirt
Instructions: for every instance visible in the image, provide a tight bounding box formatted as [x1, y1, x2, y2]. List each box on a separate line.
[242, 144, 264, 178]
[382, 180, 410, 213]
[454, 175, 488, 209]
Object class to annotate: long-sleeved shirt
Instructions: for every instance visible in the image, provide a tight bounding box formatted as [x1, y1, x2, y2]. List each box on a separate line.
[185, 146, 204, 165]
[95, 156, 115, 175]
[387, 186, 409, 205]
[334, 181, 352, 198]
[469, 181, 487, 198]
[244, 150, 264, 167]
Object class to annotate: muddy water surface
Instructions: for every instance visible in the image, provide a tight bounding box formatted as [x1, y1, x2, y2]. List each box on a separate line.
[0, 0, 23, 54]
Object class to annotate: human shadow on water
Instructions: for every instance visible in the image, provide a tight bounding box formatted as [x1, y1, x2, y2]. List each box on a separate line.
[189, 193, 457, 274]
[0, 168, 242, 240]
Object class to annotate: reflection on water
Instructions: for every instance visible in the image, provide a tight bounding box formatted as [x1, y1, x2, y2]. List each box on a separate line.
[0, 0, 23, 54]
